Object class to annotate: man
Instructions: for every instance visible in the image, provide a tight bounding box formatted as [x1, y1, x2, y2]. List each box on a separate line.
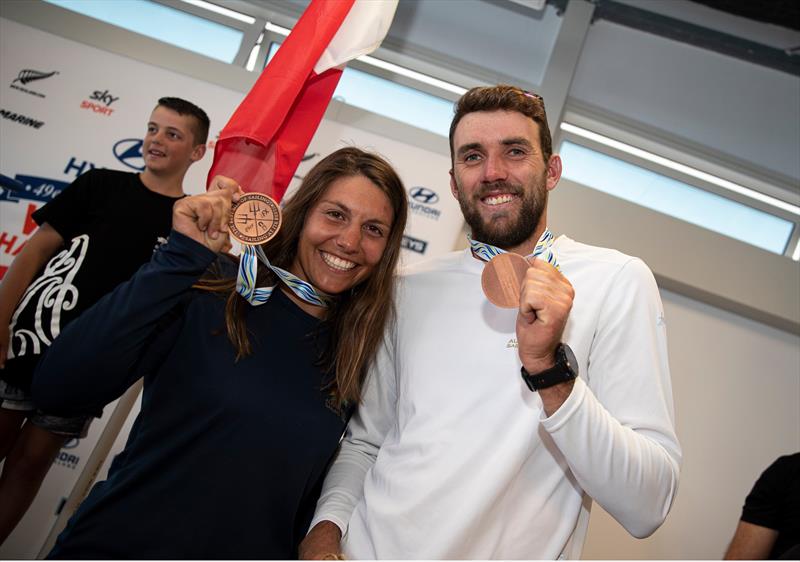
[300, 84, 681, 559]
[0, 97, 209, 544]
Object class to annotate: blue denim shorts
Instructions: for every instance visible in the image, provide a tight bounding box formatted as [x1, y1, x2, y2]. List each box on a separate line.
[0, 379, 92, 438]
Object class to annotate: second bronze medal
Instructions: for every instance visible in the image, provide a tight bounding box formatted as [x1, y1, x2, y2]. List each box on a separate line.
[481, 252, 530, 308]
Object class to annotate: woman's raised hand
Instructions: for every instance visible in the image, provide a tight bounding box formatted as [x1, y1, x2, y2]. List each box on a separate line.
[173, 176, 243, 253]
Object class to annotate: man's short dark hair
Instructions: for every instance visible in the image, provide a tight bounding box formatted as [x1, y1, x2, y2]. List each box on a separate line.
[449, 85, 552, 166]
[157, 97, 210, 146]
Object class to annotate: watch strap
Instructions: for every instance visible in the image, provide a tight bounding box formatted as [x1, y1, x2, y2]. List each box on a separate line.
[520, 344, 577, 392]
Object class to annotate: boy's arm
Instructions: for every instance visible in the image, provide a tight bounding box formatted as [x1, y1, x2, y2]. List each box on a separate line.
[0, 223, 64, 368]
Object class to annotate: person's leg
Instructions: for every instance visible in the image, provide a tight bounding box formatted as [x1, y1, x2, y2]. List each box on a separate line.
[0, 408, 27, 461]
[0, 380, 34, 461]
[0, 422, 67, 544]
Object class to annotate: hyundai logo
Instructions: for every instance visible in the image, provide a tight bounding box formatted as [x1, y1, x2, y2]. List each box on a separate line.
[409, 187, 439, 205]
[113, 138, 145, 171]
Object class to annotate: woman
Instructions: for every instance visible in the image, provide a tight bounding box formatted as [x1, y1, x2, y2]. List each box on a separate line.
[32, 147, 408, 558]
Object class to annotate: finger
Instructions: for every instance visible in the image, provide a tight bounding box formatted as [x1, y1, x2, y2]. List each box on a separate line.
[232, 185, 245, 204]
[210, 175, 240, 195]
[192, 198, 213, 233]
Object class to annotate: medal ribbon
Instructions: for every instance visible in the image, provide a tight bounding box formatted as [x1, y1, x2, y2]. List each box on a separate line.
[236, 245, 332, 307]
[469, 228, 559, 270]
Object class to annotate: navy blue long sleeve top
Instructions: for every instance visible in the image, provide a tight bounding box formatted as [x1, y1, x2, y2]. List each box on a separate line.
[33, 231, 348, 559]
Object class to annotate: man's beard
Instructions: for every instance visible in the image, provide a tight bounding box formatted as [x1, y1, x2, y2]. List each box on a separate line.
[456, 176, 547, 249]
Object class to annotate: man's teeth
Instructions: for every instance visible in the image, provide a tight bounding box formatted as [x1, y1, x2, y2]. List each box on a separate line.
[483, 194, 514, 206]
[321, 252, 356, 271]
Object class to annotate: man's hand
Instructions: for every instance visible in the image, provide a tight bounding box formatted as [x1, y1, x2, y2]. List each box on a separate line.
[516, 258, 575, 414]
[172, 176, 242, 253]
[299, 521, 344, 560]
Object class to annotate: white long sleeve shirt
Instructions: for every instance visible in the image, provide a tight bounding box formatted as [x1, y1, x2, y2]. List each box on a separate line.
[311, 236, 681, 559]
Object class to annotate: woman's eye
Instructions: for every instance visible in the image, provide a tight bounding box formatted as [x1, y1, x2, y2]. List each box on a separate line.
[364, 224, 384, 237]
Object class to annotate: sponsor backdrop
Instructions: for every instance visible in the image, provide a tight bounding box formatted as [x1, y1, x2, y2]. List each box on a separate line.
[0, 16, 463, 558]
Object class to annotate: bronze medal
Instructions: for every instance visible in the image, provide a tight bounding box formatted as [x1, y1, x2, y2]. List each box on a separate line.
[229, 193, 281, 245]
[481, 252, 530, 308]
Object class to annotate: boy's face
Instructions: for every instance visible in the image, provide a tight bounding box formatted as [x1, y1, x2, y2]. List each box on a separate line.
[142, 106, 205, 176]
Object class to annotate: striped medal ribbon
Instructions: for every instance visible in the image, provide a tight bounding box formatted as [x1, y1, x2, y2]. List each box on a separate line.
[468, 228, 560, 270]
[236, 244, 332, 307]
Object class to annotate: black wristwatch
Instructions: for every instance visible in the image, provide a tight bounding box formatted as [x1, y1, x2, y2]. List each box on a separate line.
[520, 343, 578, 392]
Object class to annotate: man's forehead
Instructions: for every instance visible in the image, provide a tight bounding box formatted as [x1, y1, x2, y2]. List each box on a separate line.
[453, 110, 539, 147]
[149, 107, 192, 130]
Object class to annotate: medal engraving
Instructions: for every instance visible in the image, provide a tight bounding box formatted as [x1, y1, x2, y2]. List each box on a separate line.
[229, 193, 281, 245]
[481, 252, 530, 308]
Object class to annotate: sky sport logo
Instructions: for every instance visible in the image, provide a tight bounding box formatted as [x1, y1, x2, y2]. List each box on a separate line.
[407, 186, 442, 221]
[81, 89, 120, 117]
[9, 69, 59, 98]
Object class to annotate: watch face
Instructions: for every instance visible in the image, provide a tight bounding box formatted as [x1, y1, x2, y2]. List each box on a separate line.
[561, 344, 579, 376]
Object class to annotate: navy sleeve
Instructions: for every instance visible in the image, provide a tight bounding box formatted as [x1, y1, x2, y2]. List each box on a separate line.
[32, 231, 218, 415]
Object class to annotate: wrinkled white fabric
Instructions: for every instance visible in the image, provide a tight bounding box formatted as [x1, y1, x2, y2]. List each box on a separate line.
[311, 236, 681, 559]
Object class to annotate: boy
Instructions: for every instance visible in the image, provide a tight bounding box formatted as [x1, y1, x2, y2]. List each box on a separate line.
[0, 97, 209, 543]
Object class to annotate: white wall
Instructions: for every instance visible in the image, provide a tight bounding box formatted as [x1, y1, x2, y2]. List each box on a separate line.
[583, 288, 800, 559]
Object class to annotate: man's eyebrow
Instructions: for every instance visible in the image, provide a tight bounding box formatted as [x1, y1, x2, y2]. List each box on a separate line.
[501, 137, 533, 147]
[456, 142, 483, 157]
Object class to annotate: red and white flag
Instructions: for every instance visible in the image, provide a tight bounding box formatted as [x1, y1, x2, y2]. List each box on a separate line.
[207, 0, 399, 201]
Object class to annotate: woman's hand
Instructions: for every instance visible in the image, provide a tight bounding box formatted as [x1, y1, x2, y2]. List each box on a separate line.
[173, 176, 243, 253]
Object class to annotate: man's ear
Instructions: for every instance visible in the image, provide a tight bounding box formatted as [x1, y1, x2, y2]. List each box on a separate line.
[191, 143, 207, 163]
[449, 169, 458, 199]
[545, 154, 562, 191]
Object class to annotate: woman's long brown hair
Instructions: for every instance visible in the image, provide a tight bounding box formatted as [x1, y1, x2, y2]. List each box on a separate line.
[195, 147, 408, 407]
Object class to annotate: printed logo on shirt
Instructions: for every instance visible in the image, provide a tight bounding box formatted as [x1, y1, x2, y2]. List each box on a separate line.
[113, 138, 145, 171]
[7, 235, 89, 360]
[9, 69, 59, 98]
[0, 108, 45, 129]
[80, 89, 120, 117]
[407, 186, 442, 221]
[401, 234, 428, 254]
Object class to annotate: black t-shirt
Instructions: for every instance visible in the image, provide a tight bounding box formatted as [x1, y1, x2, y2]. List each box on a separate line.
[741, 452, 800, 559]
[3, 168, 181, 391]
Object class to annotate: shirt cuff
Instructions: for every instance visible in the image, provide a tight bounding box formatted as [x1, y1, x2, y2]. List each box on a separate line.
[539, 375, 587, 432]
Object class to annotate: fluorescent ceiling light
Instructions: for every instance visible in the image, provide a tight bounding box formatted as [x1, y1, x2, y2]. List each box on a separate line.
[265, 22, 290, 36]
[357, 54, 467, 96]
[262, 22, 464, 96]
[560, 123, 800, 218]
[180, 0, 255, 24]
